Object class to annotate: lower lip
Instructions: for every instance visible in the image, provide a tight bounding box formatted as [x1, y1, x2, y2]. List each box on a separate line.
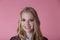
[25, 27, 31, 29]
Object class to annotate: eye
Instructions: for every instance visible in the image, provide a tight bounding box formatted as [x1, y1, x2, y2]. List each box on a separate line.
[21, 19, 25, 21]
[30, 19, 34, 22]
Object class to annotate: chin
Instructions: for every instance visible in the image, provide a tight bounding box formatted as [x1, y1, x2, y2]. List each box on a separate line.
[25, 29, 31, 32]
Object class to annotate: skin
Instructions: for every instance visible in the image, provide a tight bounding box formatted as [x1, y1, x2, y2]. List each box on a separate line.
[21, 12, 34, 39]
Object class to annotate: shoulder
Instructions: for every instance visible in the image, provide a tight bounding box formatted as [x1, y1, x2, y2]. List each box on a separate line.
[10, 35, 20, 40]
[42, 36, 48, 40]
[10, 36, 48, 40]
[39, 36, 48, 40]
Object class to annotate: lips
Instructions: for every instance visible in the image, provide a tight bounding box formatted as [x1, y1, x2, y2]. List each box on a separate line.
[25, 26, 31, 29]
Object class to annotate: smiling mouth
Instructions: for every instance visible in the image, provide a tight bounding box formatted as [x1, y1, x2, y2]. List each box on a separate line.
[25, 26, 31, 29]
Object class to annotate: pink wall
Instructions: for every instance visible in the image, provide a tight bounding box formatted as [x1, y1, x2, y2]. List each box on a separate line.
[0, 0, 60, 40]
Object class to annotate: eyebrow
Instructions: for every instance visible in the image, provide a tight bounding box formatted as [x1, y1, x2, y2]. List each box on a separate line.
[21, 18, 34, 19]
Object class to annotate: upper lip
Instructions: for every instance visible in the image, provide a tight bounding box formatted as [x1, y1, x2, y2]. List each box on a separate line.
[25, 26, 31, 29]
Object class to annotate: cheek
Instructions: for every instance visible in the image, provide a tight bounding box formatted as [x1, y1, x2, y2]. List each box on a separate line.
[21, 22, 24, 26]
[21, 22, 25, 28]
[30, 22, 34, 28]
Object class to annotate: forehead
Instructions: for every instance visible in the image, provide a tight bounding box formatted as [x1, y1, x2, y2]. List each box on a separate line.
[21, 12, 34, 19]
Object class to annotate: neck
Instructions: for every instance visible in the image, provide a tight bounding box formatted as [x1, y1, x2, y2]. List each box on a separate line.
[26, 32, 33, 38]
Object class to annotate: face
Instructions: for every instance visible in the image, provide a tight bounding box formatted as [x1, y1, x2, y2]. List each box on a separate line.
[21, 12, 34, 33]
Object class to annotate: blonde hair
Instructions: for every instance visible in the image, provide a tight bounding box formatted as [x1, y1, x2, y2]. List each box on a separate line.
[17, 7, 43, 40]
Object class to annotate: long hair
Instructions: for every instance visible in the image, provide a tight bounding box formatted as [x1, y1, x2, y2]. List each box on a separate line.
[17, 7, 43, 40]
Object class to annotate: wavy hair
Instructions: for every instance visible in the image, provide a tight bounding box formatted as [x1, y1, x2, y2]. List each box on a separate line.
[17, 7, 43, 40]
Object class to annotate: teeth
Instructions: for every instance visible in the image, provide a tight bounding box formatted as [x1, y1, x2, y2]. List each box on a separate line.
[25, 27, 30, 29]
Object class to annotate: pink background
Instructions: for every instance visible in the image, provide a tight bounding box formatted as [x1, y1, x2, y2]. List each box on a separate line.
[0, 0, 60, 40]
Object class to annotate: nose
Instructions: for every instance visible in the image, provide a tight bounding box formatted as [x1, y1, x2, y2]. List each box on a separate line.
[26, 21, 30, 26]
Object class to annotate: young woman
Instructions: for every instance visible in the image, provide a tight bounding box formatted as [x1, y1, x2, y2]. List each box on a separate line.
[10, 7, 48, 40]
